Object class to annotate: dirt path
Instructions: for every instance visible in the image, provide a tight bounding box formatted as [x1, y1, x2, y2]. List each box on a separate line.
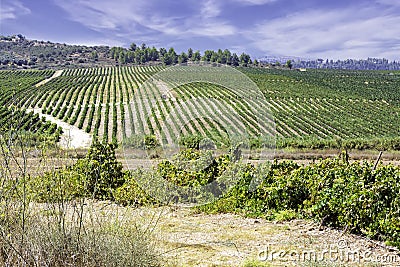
[35, 70, 63, 87]
[27, 108, 92, 149]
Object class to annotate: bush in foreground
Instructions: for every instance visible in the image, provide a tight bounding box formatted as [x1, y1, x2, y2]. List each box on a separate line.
[197, 152, 400, 249]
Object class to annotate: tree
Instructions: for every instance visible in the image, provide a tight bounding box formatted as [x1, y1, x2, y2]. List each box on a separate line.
[91, 51, 98, 61]
[129, 43, 137, 51]
[231, 53, 239, 66]
[134, 49, 143, 64]
[286, 60, 293, 69]
[149, 47, 159, 61]
[178, 52, 188, 64]
[202, 50, 214, 62]
[210, 52, 219, 63]
[78, 142, 124, 199]
[239, 53, 251, 66]
[224, 49, 232, 65]
[168, 47, 177, 64]
[159, 48, 167, 57]
[187, 48, 193, 60]
[118, 51, 126, 64]
[126, 50, 134, 63]
[193, 51, 201, 62]
[162, 48, 178, 65]
[216, 49, 223, 63]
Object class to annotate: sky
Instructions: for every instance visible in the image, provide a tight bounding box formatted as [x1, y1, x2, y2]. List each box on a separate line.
[1, 0, 400, 60]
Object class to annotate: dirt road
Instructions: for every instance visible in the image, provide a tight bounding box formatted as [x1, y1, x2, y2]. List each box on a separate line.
[27, 108, 92, 149]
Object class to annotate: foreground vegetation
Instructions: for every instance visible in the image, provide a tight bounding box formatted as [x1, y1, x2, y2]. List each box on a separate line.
[0, 138, 160, 266]
[1, 131, 399, 265]
[7, 141, 399, 251]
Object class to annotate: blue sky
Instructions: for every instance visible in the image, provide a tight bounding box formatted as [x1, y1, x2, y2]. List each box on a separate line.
[1, 0, 399, 60]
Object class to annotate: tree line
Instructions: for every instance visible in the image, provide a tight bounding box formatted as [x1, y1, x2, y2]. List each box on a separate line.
[110, 43, 254, 66]
[1, 35, 255, 68]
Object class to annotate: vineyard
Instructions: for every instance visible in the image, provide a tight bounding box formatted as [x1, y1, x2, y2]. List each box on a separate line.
[0, 70, 62, 142]
[1, 66, 400, 150]
[247, 68, 400, 142]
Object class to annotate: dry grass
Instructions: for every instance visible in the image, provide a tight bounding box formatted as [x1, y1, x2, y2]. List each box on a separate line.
[0, 136, 161, 267]
[0, 200, 162, 266]
[151, 206, 399, 267]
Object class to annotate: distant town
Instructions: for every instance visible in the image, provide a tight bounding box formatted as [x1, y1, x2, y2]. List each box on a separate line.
[259, 56, 400, 70]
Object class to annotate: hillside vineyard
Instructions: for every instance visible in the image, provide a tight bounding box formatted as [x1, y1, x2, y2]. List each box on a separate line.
[2, 66, 400, 148]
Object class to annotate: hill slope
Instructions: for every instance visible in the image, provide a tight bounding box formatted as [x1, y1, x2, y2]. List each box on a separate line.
[1, 65, 399, 150]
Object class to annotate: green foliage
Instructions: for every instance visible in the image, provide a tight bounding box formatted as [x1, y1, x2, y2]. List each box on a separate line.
[302, 154, 400, 248]
[197, 152, 400, 249]
[286, 60, 293, 69]
[79, 142, 124, 199]
[178, 134, 203, 149]
[122, 134, 160, 150]
[29, 142, 124, 201]
[144, 135, 160, 149]
[270, 209, 298, 221]
[156, 149, 230, 187]
[28, 167, 85, 202]
[242, 259, 272, 267]
[114, 170, 153, 206]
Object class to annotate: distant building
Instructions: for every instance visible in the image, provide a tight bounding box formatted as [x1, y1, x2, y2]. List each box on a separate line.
[297, 68, 307, 72]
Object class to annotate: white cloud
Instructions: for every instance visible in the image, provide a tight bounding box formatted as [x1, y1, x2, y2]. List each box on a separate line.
[249, 6, 400, 60]
[376, 0, 400, 7]
[232, 0, 277, 6]
[0, 0, 30, 21]
[190, 22, 236, 36]
[201, 0, 221, 18]
[54, 0, 145, 31]
[54, 0, 236, 39]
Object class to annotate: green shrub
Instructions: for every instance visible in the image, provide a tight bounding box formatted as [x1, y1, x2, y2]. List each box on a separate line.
[304, 159, 400, 247]
[197, 152, 400, 249]
[28, 168, 85, 202]
[29, 142, 125, 202]
[122, 134, 160, 150]
[156, 149, 230, 187]
[114, 170, 153, 206]
[178, 134, 203, 149]
[77, 142, 124, 199]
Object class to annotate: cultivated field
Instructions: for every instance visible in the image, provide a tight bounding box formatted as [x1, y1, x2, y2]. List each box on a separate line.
[2, 66, 399, 151]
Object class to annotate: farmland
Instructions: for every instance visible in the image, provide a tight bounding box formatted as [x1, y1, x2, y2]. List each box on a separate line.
[0, 69, 62, 144]
[1, 65, 399, 151]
